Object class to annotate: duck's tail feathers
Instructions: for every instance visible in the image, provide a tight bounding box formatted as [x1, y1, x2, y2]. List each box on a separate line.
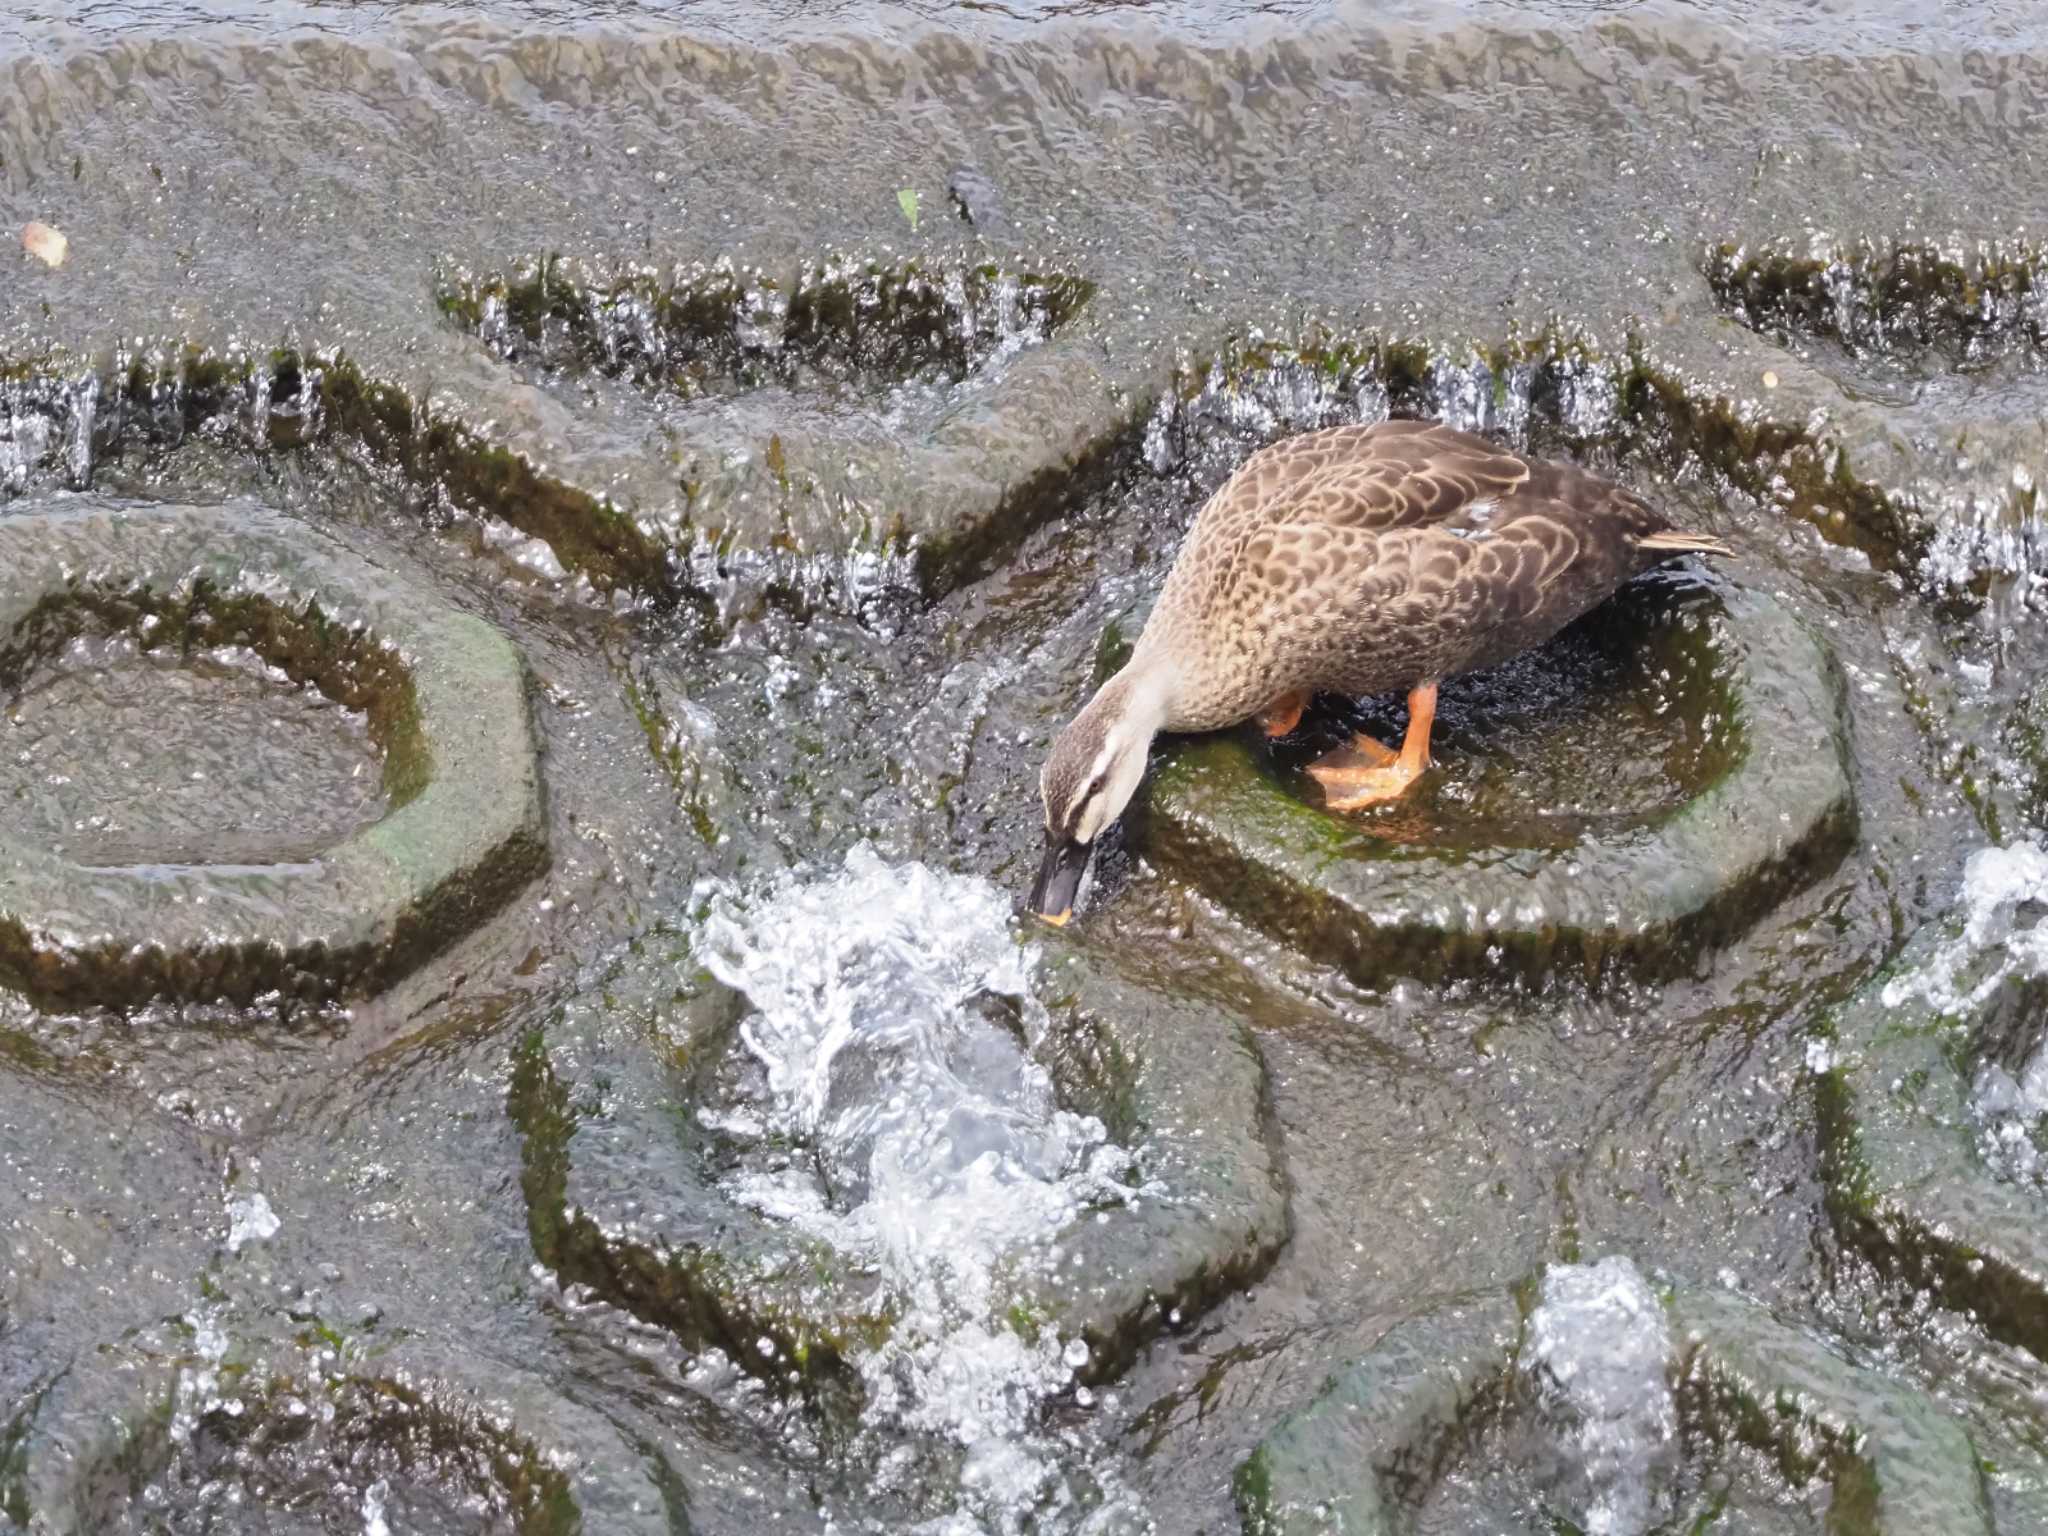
[1637, 529, 1733, 558]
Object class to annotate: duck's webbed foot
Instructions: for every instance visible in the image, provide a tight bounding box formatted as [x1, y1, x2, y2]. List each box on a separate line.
[1256, 689, 1309, 738]
[1306, 681, 1438, 812]
[1306, 735, 1412, 808]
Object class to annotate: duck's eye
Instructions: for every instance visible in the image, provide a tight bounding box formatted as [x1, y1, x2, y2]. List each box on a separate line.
[1063, 773, 1108, 839]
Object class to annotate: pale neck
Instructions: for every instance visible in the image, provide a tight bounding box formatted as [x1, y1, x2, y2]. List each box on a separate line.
[1097, 653, 1175, 737]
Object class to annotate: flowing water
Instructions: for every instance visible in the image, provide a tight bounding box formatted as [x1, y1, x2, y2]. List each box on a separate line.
[4, 1, 2048, 1532]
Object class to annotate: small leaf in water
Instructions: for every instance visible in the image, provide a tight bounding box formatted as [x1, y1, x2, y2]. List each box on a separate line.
[897, 187, 920, 232]
[21, 222, 68, 268]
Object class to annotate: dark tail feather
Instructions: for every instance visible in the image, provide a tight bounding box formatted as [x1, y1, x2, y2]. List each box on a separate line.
[1636, 530, 1733, 558]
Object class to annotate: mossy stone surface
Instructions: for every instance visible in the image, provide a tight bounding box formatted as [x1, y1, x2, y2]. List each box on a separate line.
[1818, 923, 2048, 1364]
[508, 930, 1287, 1402]
[0, 500, 546, 1008]
[1237, 1282, 1994, 1535]
[5, 1345, 677, 1536]
[1137, 580, 1855, 987]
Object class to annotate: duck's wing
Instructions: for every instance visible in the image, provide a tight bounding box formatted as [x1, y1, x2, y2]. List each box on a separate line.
[1232, 492, 1663, 649]
[1200, 420, 1533, 543]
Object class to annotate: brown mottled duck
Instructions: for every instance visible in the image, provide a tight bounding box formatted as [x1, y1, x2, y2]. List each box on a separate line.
[1029, 418, 1730, 924]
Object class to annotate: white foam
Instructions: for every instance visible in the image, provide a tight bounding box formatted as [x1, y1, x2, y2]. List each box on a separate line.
[225, 1191, 280, 1253]
[699, 843, 1147, 1532]
[1972, 1048, 2048, 1185]
[1881, 841, 2048, 1015]
[1879, 841, 2048, 1183]
[1527, 1257, 1678, 1536]
[361, 1478, 392, 1536]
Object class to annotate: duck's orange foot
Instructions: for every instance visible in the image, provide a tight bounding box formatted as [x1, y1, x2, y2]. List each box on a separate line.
[1306, 734, 1424, 810]
[1306, 683, 1440, 813]
[1257, 689, 1309, 738]
[1313, 760, 1427, 811]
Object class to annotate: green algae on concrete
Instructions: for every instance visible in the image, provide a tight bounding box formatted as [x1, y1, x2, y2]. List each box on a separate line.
[439, 254, 1095, 397]
[1705, 238, 2048, 361]
[1136, 580, 1855, 988]
[0, 500, 546, 1008]
[508, 928, 1286, 1402]
[1669, 1288, 1995, 1535]
[1237, 1282, 1994, 1535]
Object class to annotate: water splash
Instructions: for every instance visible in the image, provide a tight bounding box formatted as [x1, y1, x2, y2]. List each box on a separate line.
[1881, 840, 2048, 1016]
[0, 372, 98, 494]
[1526, 1257, 1679, 1536]
[225, 1190, 281, 1253]
[1884, 841, 2048, 1183]
[697, 843, 1146, 1533]
[361, 1478, 393, 1536]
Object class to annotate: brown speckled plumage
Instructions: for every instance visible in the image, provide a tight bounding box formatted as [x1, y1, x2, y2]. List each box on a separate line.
[1029, 418, 1730, 912]
[1132, 418, 1728, 731]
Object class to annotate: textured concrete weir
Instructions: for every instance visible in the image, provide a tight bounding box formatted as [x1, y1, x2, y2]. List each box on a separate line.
[1134, 577, 1856, 987]
[435, 253, 1118, 600]
[0, 500, 546, 1007]
[509, 914, 1286, 1400]
[1818, 877, 2048, 1362]
[1237, 1277, 1997, 1535]
[3, 1345, 678, 1535]
[2, 3, 2047, 1529]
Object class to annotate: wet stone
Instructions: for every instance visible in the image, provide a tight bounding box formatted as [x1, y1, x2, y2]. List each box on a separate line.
[6, 1346, 678, 1534]
[1702, 235, 2048, 591]
[1704, 238, 2048, 367]
[1134, 577, 1856, 988]
[0, 640, 385, 867]
[508, 846, 1286, 1413]
[1817, 846, 2048, 1362]
[1237, 1271, 1994, 1535]
[2009, 682, 2048, 830]
[436, 255, 1124, 598]
[1234, 1296, 1518, 1535]
[0, 499, 546, 1008]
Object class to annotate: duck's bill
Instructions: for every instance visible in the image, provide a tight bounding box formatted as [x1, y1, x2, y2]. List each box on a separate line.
[1028, 835, 1092, 926]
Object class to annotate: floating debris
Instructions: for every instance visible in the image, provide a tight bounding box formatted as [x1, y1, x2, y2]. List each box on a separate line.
[20, 220, 68, 267]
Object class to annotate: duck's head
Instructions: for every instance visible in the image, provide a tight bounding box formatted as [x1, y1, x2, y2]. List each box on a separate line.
[1030, 664, 1169, 925]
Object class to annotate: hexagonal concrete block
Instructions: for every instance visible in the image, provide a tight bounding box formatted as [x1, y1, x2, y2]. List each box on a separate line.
[509, 920, 1286, 1399]
[1136, 579, 1855, 987]
[1818, 910, 2048, 1362]
[1235, 1297, 1518, 1535]
[1237, 1280, 1993, 1535]
[0, 500, 546, 1007]
[4, 1343, 676, 1534]
[435, 256, 1130, 598]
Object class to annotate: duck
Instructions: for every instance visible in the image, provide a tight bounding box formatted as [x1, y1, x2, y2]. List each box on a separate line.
[1029, 417, 1731, 925]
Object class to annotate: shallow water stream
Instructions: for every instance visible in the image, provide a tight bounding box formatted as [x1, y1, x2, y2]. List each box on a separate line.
[4, 2, 2048, 1533]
